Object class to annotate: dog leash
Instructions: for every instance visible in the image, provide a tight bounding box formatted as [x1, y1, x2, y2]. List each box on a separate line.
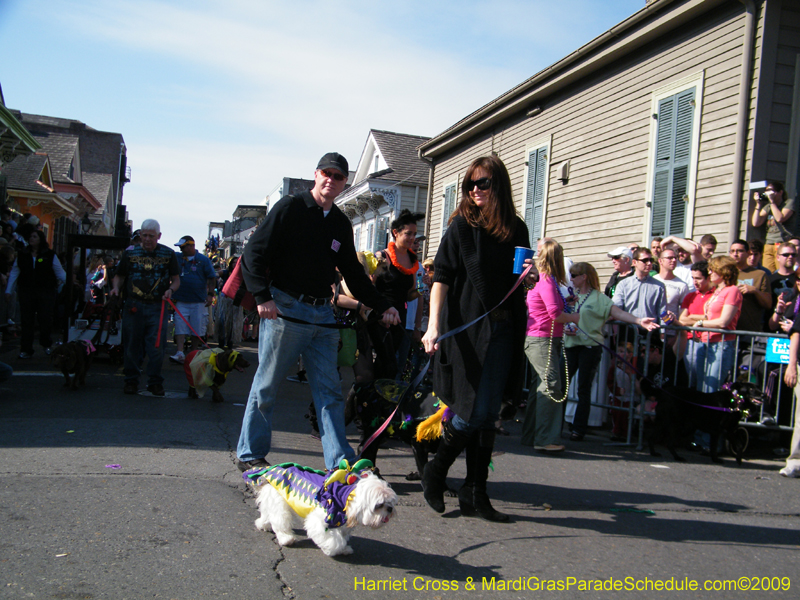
[571, 319, 748, 414]
[155, 297, 212, 350]
[358, 263, 535, 456]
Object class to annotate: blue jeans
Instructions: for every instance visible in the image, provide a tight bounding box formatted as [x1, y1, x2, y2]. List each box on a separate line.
[451, 320, 514, 434]
[122, 299, 168, 386]
[684, 339, 701, 389]
[695, 340, 735, 393]
[0, 361, 12, 383]
[237, 287, 355, 470]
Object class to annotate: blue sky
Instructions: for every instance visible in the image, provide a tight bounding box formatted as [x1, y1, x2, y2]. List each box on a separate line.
[1, 0, 644, 247]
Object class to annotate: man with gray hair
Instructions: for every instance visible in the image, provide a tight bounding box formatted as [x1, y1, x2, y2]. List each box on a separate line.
[110, 219, 180, 396]
[604, 246, 634, 298]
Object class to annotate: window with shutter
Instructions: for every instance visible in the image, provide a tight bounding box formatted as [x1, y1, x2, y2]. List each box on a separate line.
[650, 88, 695, 238]
[354, 226, 361, 251]
[366, 223, 374, 253]
[374, 217, 388, 252]
[441, 182, 457, 237]
[524, 145, 548, 246]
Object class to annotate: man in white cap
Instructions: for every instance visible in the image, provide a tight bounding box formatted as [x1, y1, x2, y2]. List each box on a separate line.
[604, 246, 634, 298]
[169, 235, 216, 364]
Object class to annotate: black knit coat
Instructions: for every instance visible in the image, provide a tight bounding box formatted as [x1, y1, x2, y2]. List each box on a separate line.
[432, 216, 530, 422]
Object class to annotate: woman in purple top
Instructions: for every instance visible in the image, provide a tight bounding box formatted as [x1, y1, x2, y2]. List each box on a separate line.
[520, 240, 579, 452]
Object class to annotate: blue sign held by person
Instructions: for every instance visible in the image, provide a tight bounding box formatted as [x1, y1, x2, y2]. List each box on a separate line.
[766, 338, 791, 364]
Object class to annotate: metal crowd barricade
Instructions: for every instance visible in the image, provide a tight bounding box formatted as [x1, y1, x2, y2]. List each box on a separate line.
[549, 322, 797, 452]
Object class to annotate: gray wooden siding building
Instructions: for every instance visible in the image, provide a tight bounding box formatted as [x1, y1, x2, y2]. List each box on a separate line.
[419, 0, 800, 280]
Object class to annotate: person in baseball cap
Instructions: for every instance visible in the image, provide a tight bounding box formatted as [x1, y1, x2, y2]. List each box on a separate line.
[175, 235, 195, 248]
[607, 246, 633, 261]
[232, 151, 400, 473]
[169, 234, 215, 365]
[316, 152, 349, 176]
[604, 246, 634, 298]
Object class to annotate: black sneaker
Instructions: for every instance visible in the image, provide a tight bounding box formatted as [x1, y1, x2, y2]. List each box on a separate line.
[236, 458, 270, 472]
[123, 382, 138, 395]
[147, 383, 166, 397]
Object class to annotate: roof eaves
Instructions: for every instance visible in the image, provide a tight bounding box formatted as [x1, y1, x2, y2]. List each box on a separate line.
[0, 104, 41, 153]
[418, 0, 721, 158]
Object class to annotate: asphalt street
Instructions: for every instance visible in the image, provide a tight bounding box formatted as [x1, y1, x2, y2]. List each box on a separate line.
[1, 340, 798, 600]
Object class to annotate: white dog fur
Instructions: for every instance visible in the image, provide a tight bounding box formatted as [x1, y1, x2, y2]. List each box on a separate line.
[254, 470, 397, 557]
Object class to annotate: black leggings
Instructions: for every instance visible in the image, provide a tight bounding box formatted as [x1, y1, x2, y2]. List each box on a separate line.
[18, 287, 57, 353]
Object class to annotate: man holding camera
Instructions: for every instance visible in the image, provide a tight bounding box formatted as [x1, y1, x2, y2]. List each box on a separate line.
[751, 181, 795, 272]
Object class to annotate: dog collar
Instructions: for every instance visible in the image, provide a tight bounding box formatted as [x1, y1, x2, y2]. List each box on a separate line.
[243, 460, 375, 529]
[208, 352, 228, 379]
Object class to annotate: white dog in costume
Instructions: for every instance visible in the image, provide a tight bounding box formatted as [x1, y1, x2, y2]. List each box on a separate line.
[244, 459, 397, 557]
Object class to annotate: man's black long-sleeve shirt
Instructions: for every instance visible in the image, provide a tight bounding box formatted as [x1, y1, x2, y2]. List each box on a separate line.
[242, 191, 392, 315]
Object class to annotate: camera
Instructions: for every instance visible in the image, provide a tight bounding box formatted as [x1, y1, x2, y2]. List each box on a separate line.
[759, 192, 768, 202]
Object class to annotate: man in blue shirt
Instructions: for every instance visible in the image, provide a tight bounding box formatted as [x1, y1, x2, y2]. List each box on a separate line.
[169, 235, 216, 364]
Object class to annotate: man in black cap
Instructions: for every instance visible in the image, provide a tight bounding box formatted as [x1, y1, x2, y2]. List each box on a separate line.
[235, 152, 401, 471]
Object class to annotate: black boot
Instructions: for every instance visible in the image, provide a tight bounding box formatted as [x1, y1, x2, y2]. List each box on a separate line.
[458, 434, 478, 517]
[422, 421, 470, 513]
[473, 429, 509, 522]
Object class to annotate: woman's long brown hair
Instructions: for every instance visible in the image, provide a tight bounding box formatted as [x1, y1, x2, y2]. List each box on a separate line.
[449, 155, 518, 243]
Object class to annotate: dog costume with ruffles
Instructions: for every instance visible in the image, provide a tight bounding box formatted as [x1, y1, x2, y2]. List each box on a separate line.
[243, 460, 375, 529]
[183, 348, 241, 398]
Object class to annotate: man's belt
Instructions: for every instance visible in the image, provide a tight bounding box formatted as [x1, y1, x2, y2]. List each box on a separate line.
[281, 288, 332, 306]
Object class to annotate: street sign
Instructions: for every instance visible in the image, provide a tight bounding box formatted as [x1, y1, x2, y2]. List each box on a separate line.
[766, 337, 791, 364]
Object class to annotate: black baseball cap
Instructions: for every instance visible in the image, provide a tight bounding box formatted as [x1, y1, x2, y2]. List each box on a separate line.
[316, 152, 349, 175]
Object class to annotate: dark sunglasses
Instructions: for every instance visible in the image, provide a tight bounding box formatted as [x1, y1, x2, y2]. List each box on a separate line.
[467, 177, 492, 191]
[320, 169, 347, 182]
[780, 253, 797, 258]
[636, 257, 654, 263]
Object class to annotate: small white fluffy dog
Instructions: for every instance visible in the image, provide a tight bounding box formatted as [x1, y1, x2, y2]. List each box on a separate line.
[250, 463, 397, 557]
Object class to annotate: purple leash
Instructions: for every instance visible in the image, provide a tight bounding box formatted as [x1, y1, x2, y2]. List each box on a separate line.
[358, 263, 534, 455]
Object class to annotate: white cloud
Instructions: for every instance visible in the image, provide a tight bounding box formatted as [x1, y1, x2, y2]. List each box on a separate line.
[5, 0, 644, 247]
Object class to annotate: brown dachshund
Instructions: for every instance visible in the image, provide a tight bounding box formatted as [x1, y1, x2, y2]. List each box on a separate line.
[51, 340, 96, 390]
[183, 348, 250, 402]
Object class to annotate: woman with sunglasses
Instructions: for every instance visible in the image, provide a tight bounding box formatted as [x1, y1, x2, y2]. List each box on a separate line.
[421, 156, 532, 521]
[564, 262, 657, 441]
[693, 256, 742, 392]
[371, 209, 424, 379]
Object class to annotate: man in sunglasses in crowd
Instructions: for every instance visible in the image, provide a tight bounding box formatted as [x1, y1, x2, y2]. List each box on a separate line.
[611, 247, 666, 322]
[769, 242, 798, 305]
[604, 246, 634, 299]
[235, 152, 401, 472]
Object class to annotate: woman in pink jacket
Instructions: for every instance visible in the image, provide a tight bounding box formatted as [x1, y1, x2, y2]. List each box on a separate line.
[520, 240, 578, 452]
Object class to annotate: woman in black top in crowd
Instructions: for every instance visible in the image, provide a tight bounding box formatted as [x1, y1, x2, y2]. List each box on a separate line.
[5, 230, 66, 358]
[421, 155, 534, 521]
[371, 209, 424, 379]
